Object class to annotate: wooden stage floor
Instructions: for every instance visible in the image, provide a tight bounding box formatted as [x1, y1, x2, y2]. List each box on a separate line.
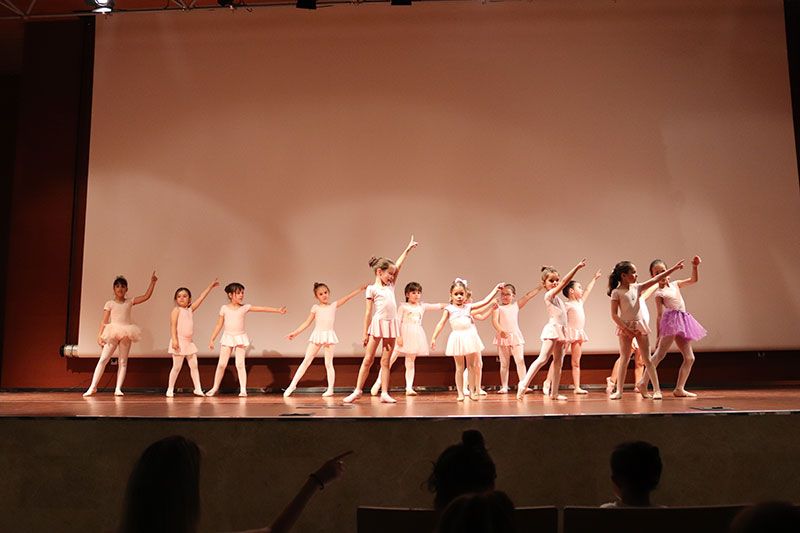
[1, 387, 799, 419]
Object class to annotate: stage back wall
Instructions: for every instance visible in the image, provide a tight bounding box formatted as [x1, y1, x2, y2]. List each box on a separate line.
[80, 0, 800, 357]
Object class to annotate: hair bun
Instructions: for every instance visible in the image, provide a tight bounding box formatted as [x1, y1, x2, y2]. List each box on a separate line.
[462, 430, 485, 449]
[541, 265, 553, 272]
[368, 256, 379, 268]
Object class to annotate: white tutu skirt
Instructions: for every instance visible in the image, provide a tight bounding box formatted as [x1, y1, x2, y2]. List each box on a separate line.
[309, 329, 339, 345]
[368, 318, 398, 339]
[540, 322, 567, 341]
[221, 332, 250, 347]
[398, 323, 429, 356]
[168, 336, 198, 356]
[564, 327, 588, 343]
[615, 319, 651, 337]
[446, 318, 484, 356]
[101, 323, 141, 343]
[493, 331, 525, 347]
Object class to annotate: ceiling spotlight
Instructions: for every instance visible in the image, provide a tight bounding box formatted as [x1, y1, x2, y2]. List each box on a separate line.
[296, 0, 316, 9]
[86, 0, 114, 13]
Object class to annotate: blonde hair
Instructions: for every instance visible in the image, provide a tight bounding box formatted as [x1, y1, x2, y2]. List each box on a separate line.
[541, 266, 559, 283]
[368, 256, 395, 272]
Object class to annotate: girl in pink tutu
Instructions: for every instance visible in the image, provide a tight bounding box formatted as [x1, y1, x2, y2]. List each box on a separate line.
[166, 278, 219, 397]
[430, 279, 504, 401]
[343, 236, 418, 404]
[284, 282, 366, 398]
[638, 256, 707, 397]
[491, 284, 543, 394]
[517, 260, 586, 401]
[370, 282, 445, 396]
[206, 282, 287, 397]
[83, 272, 158, 397]
[607, 259, 684, 400]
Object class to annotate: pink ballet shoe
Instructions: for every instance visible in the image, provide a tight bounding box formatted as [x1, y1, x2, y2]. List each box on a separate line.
[193, 390, 205, 397]
[205, 389, 218, 397]
[609, 391, 622, 400]
[238, 391, 248, 397]
[370, 383, 380, 396]
[114, 390, 124, 397]
[82, 388, 96, 397]
[283, 386, 296, 398]
[542, 380, 551, 397]
[321, 389, 335, 397]
[456, 394, 465, 402]
[652, 391, 663, 400]
[165, 390, 175, 398]
[605, 377, 615, 394]
[469, 392, 480, 401]
[673, 389, 697, 398]
[574, 387, 588, 395]
[343, 390, 362, 404]
[478, 388, 488, 396]
[380, 393, 397, 404]
[554, 394, 568, 401]
[497, 387, 509, 394]
[405, 389, 418, 396]
[516, 389, 527, 400]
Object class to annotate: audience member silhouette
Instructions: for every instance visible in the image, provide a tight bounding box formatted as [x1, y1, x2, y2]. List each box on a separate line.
[427, 429, 497, 511]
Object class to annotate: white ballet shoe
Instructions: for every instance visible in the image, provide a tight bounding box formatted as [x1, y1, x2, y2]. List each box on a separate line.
[554, 394, 568, 401]
[82, 388, 96, 397]
[609, 391, 622, 400]
[605, 377, 615, 394]
[321, 389, 335, 397]
[542, 380, 551, 397]
[193, 390, 205, 397]
[456, 394, 465, 402]
[478, 388, 488, 396]
[469, 392, 480, 401]
[370, 382, 380, 396]
[380, 393, 397, 404]
[516, 389, 527, 400]
[343, 390, 362, 404]
[205, 389, 218, 397]
[497, 387, 509, 394]
[114, 390, 124, 397]
[238, 391, 248, 397]
[574, 387, 588, 395]
[673, 389, 697, 398]
[165, 390, 174, 398]
[652, 391, 663, 400]
[405, 388, 418, 396]
[283, 386, 296, 398]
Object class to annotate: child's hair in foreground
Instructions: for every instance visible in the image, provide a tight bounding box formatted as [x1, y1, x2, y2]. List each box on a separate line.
[405, 281, 422, 301]
[224, 282, 244, 295]
[313, 282, 329, 294]
[369, 256, 395, 271]
[607, 261, 634, 296]
[114, 276, 128, 288]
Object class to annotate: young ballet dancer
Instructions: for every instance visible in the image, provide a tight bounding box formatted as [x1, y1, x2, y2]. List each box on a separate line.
[605, 284, 658, 394]
[607, 259, 684, 400]
[430, 279, 504, 401]
[517, 260, 586, 401]
[469, 298, 496, 396]
[166, 278, 220, 397]
[638, 256, 707, 397]
[541, 269, 602, 395]
[206, 282, 287, 397]
[491, 284, 543, 393]
[343, 236, 418, 404]
[369, 282, 445, 396]
[283, 282, 366, 398]
[83, 271, 158, 397]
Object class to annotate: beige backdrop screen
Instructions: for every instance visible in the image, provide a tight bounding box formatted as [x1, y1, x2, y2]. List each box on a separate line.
[80, 0, 800, 357]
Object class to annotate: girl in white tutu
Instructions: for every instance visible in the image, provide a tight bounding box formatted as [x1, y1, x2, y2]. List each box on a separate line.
[206, 282, 287, 397]
[517, 260, 587, 401]
[284, 282, 366, 398]
[491, 283, 543, 394]
[370, 282, 445, 396]
[430, 279, 504, 401]
[83, 272, 158, 397]
[638, 256, 707, 397]
[166, 278, 219, 397]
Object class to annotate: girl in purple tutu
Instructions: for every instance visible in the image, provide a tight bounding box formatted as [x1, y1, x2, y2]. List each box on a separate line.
[639, 256, 707, 397]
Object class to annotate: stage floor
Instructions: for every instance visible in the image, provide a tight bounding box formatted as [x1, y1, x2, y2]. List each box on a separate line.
[1, 387, 799, 419]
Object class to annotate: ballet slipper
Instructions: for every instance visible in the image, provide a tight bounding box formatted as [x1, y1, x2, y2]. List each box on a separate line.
[652, 391, 663, 400]
[456, 394, 465, 402]
[469, 392, 480, 401]
[478, 388, 488, 396]
[673, 388, 697, 398]
[516, 389, 527, 400]
[205, 389, 218, 397]
[370, 382, 380, 396]
[542, 380, 551, 397]
[609, 391, 622, 400]
[283, 386, 296, 398]
[343, 390, 362, 404]
[238, 391, 248, 397]
[82, 388, 96, 397]
[574, 387, 588, 395]
[165, 390, 174, 398]
[405, 389, 418, 396]
[380, 392, 397, 404]
[193, 390, 205, 397]
[322, 389, 335, 397]
[605, 377, 615, 394]
[114, 390, 124, 397]
[497, 387, 509, 394]
[554, 394, 568, 401]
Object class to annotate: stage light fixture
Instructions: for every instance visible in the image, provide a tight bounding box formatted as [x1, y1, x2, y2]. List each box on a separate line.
[296, 0, 316, 9]
[390, 0, 411, 5]
[86, 0, 114, 13]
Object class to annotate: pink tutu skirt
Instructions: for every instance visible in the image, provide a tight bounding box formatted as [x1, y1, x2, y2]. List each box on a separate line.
[398, 323, 429, 356]
[309, 329, 339, 345]
[368, 318, 398, 339]
[659, 309, 707, 341]
[168, 336, 198, 356]
[221, 332, 250, 347]
[101, 323, 141, 343]
[540, 322, 567, 341]
[565, 327, 588, 343]
[493, 330, 525, 347]
[615, 319, 651, 337]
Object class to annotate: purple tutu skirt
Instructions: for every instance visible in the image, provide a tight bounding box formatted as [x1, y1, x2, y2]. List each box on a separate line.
[659, 309, 707, 341]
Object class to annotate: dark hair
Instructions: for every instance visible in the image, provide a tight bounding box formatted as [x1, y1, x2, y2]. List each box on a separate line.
[502, 283, 516, 295]
[729, 501, 800, 533]
[368, 256, 395, 272]
[610, 441, 662, 496]
[174, 287, 192, 302]
[313, 282, 329, 295]
[449, 279, 468, 304]
[224, 282, 244, 295]
[436, 491, 515, 533]
[562, 280, 578, 298]
[540, 266, 558, 283]
[649, 259, 666, 276]
[607, 261, 634, 296]
[114, 276, 128, 288]
[428, 430, 497, 511]
[405, 282, 422, 301]
[119, 436, 201, 533]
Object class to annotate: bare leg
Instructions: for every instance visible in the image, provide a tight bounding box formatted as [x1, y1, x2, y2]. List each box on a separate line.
[285, 343, 322, 397]
[379, 339, 397, 403]
[343, 336, 380, 403]
[639, 335, 674, 392]
[548, 342, 567, 400]
[114, 339, 131, 396]
[84, 339, 119, 396]
[571, 342, 587, 394]
[635, 333, 661, 399]
[185, 354, 204, 395]
[207, 345, 233, 396]
[234, 346, 248, 396]
[498, 346, 511, 393]
[633, 344, 646, 389]
[166, 354, 186, 397]
[517, 340, 555, 399]
[404, 354, 417, 394]
[453, 356, 466, 401]
[673, 337, 697, 397]
[322, 345, 336, 396]
[372, 346, 399, 396]
[466, 354, 480, 400]
[610, 335, 634, 399]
